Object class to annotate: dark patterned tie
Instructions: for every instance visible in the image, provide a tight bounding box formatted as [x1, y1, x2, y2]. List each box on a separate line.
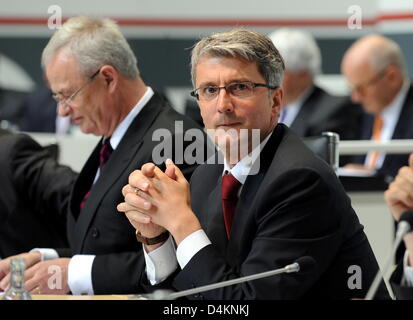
[80, 138, 113, 210]
[221, 173, 242, 238]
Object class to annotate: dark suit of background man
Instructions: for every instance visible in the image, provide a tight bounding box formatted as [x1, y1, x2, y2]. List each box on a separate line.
[268, 28, 362, 141]
[0, 16, 202, 295]
[341, 34, 413, 180]
[0, 129, 76, 258]
[119, 29, 388, 299]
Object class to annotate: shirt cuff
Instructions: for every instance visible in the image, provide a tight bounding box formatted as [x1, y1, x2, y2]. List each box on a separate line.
[145, 235, 177, 285]
[67, 255, 95, 295]
[30, 248, 59, 261]
[176, 229, 211, 269]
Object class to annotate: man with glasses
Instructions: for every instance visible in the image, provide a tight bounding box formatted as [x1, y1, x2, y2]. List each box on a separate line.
[341, 34, 413, 180]
[118, 29, 387, 299]
[0, 16, 202, 295]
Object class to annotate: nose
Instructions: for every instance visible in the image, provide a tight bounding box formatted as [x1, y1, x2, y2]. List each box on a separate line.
[57, 101, 71, 117]
[216, 88, 234, 113]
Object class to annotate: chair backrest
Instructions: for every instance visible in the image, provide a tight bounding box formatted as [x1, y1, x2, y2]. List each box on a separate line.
[302, 132, 339, 172]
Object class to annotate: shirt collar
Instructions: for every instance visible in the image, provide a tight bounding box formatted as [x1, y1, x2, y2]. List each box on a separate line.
[380, 80, 410, 120]
[109, 86, 154, 150]
[222, 130, 273, 184]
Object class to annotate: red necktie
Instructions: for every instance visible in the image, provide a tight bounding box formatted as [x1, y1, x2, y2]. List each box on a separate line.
[221, 173, 242, 238]
[80, 138, 113, 210]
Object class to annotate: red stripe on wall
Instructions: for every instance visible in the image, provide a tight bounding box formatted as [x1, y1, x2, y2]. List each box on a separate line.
[0, 12, 411, 27]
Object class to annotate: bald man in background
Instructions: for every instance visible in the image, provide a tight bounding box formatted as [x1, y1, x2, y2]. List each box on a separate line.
[341, 34, 413, 180]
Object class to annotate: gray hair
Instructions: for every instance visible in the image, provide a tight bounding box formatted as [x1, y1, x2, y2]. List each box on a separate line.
[268, 28, 321, 77]
[41, 16, 139, 79]
[190, 28, 284, 88]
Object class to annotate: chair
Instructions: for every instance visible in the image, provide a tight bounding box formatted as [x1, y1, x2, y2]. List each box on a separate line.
[302, 131, 339, 172]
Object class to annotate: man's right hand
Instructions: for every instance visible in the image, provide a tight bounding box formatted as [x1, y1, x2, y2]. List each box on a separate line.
[117, 162, 177, 250]
[384, 153, 413, 221]
[0, 251, 41, 290]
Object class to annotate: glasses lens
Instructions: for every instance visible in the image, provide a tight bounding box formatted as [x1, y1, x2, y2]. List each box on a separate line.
[228, 82, 254, 97]
[200, 86, 219, 101]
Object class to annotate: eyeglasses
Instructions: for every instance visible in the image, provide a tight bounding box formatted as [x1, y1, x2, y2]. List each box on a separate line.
[348, 68, 387, 93]
[52, 68, 100, 108]
[190, 81, 278, 101]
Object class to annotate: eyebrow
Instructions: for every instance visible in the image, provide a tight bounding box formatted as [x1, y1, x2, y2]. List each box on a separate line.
[198, 79, 252, 87]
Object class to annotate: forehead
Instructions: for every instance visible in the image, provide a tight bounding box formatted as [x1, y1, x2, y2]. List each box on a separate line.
[45, 50, 82, 92]
[195, 55, 263, 85]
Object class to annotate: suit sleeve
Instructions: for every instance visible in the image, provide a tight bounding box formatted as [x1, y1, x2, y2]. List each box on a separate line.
[10, 134, 78, 220]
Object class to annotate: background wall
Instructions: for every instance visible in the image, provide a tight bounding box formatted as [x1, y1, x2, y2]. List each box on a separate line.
[1, 0, 413, 107]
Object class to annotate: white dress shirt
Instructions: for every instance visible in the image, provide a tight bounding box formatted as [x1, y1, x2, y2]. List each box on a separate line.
[32, 87, 154, 295]
[144, 131, 273, 284]
[364, 80, 410, 169]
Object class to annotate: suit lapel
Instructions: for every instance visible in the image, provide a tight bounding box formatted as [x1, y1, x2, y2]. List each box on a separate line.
[290, 87, 321, 136]
[201, 167, 228, 254]
[71, 93, 166, 253]
[226, 125, 284, 263]
[381, 85, 413, 172]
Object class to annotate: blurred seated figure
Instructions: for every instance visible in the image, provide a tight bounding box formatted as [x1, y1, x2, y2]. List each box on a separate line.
[268, 28, 363, 140]
[341, 34, 413, 181]
[0, 87, 28, 130]
[384, 153, 413, 299]
[18, 85, 72, 134]
[0, 129, 77, 258]
[184, 98, 203, 127]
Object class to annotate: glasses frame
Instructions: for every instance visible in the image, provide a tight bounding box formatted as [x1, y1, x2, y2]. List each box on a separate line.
[349, 68, 388, 93]
[52, 68, 101, 107]
[190, 81, 278, 101]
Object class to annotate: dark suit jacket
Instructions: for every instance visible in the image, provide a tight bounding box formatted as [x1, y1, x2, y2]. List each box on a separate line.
[18, 86, 57, 133]
[353, 85, 413, 180]
[169, 124, 387, 299]
[390, 260, 413, 300]
[0, 129, 76, 258]
[0, 88, 28, 129]
[289, 86, 363, 140]
[64, 92, 203, 294]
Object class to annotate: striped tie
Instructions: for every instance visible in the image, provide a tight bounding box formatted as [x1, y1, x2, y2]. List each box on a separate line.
[80, 138, 113, 210]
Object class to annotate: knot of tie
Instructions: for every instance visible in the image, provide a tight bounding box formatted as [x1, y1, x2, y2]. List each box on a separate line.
[222, 173, 242, 200]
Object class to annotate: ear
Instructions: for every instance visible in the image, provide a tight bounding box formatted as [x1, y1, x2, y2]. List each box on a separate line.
[270, 87, 283, 119]
[100, 65, 118, 94]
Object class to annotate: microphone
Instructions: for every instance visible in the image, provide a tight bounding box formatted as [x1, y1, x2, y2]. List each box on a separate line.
[137, 256, 316, 300]
[365, 210, 413, 300]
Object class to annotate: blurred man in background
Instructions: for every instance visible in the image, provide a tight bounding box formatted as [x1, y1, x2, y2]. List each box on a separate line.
[341, 34, 413, 181]
[268, 28, 362, 140]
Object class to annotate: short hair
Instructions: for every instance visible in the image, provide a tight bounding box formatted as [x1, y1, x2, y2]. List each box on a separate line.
[41, 16, 139, 79]
[368, 37, 407, 77]
[268, 28, 321, 77]
[190, 28, 285, 88]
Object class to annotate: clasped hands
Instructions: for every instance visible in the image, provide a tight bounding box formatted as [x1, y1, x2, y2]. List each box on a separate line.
[117, 159, 202, 247]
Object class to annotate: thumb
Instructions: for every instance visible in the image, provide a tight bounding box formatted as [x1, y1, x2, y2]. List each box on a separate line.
[165, 158, 186, 182]
[165, 158, 177, 180]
